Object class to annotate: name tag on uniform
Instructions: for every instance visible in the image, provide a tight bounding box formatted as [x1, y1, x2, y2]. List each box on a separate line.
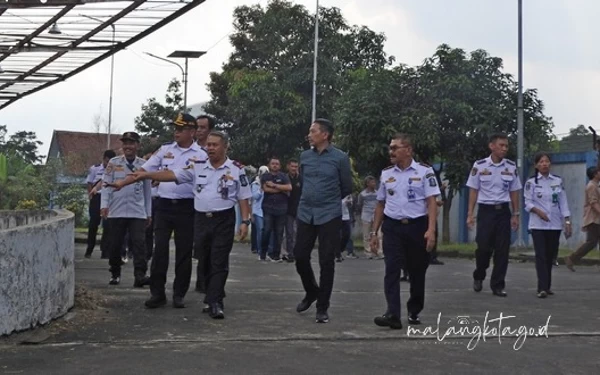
[480, 169, 492, 175]
[164, 152, 175, 159]
[409, 177, 421, 182]
[114, 166, 125, 172]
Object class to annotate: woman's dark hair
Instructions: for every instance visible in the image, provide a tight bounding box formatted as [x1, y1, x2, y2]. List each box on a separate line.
[532, 152, 551, 184]
[587, 167, 598, 180]
[364, 175, 376, 187]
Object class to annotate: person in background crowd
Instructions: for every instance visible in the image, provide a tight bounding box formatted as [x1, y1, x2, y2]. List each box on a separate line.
[260, 157, 292, 263]
[564, 167, 600, 272]
[85, 149, 116, 258]
[358, 176, 383, 260]
[283, 158, 302, 263]
[524, 152, 571, 298]
[251, 166, 269, 257]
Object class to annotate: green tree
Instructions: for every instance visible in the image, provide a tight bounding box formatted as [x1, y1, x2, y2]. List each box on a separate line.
[335, 44, 555, 243]
[558, 124, 593, 152]
[134, 78, 183, 153]
[0, 125, 44, 164]
[205, 0, 393, 165]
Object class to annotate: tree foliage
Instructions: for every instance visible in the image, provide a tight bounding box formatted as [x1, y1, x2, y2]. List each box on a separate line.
[0, 125, 44, 164]
[204, 0, 393, 165]
[335, 44, 555, 243]
[134, 78, 183, 153]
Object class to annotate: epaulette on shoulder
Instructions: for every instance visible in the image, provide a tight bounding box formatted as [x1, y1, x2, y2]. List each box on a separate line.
[94, 163, 101, 167]
[162, 141, 174, 147]
[506, 159, 516, 166]
[476, 159, 486, 165]
[552, 174, 561, 179]
[419, 162, 431, 168]
[383, 165, 394, 171]
[232, 160, 244, 169]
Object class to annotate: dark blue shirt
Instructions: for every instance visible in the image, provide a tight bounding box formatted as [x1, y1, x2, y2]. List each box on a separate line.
[297, 144, 353, 225]
[261, 172, 290, 215]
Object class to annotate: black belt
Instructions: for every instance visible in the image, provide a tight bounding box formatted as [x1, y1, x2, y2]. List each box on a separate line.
[197, 207, 235, 218]
[158, 198, 194, 205]
[479, 203, 509, 210]
[385, 215, 427, 224]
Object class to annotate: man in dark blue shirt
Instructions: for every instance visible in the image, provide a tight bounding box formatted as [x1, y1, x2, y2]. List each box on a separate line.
[294, 118, 352, 324]
[260, 157, 292, 262]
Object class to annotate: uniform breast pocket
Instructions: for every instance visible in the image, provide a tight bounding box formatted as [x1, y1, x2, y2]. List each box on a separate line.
[501, 175, 513, 190]
[479, 175, 493, 185]
[407, 182, 425, 202]
[162, 159, 175, 170]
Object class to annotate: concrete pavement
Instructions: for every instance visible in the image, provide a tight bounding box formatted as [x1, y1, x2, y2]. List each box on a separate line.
[1, 243, 599, 374]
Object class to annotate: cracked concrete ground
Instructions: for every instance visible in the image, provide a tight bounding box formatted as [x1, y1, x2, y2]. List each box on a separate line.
[1, 243, 600, 374]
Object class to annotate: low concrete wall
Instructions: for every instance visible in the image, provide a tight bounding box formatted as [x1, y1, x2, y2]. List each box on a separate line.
[0, 209, 75, 336]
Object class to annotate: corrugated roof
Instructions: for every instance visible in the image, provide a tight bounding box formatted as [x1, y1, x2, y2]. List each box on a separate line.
[49, 129, 122, 176]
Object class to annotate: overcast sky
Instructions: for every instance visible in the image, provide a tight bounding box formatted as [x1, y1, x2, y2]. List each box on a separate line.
[1, 0, 598, 157]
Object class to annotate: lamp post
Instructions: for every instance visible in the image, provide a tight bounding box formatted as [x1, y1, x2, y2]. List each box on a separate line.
[82, 15, 116, 149]
[516, 0, 524, 247]
[311, 0, 319, 122]
[144, 50, 206, 111]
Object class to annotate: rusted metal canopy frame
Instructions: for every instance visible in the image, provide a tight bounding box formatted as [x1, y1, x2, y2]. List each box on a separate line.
[0, 0, 206, 110]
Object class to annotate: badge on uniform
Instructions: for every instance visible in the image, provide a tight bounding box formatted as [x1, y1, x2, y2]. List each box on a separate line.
[429, 178, 437, 187]
[537, 192, 542, 199]
[196, 185, 203, 193]
[240, 174, 248, 187]
[471, 167, 478, 176]
[387, 189, 395, 196]
[525, 182, 531, 191]
[552, 192, 558, 203]
[407, 188, 415, 200]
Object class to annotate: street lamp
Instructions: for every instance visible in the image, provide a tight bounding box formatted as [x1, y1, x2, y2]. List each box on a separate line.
[81, 14, 116, 149]
[144, 50, 206, 111]
[516, 0, 524, 247]
[311, 0, 319, 122]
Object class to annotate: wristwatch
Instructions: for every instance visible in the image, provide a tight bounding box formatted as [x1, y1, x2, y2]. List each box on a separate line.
[241, 219, 251, 226]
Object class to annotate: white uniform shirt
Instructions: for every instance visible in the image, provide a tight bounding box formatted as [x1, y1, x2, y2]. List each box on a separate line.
[142, 142, 208, 199]
[376, 160, 440, 220]
[524, 173, 570, 230]
[466, 156, 522, 204]
[174, 158, 252, 212]
[86, 164, 105, 192]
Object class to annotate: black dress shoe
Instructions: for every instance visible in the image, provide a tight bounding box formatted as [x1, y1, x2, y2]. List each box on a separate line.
[316, 311, 329, 323]
[408, 315, 421, 325]
[296, 295, 317, 313]
[430, 258, 444, 265]
[473, 280, 483, 292]
[84, 252, 92, 259]
[145, 295, 167, 309]
[209, 303, 224, 319]
[492, 289, 507, 297]
[400, 275, 408, 282]
[173, 296, 185, 308]
[374, 314, 403, 329]
[133, 276, 150, 288]
[547, 290, 554, 295]
[109, 276, 120, 285]
[202, 304, 210, 313]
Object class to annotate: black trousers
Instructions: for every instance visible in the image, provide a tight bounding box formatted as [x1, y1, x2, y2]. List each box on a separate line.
[294, 216, 341, 312]
[145, 197, 158, 260]
[108, 218, 148, 280]
[193, 208, 236, 305]
[86, 194, 102, 254]
[382, 215, 429, 318]
[473, 203, 511, 290]
[530, 229, 561, 292]
[150, 198, 195, 298]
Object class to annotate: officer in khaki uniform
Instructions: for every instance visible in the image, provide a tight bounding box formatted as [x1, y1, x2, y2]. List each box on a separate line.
[101, 132, 152, 286]
[120, 131, 251, 320]
[370, 133, 439, 330]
